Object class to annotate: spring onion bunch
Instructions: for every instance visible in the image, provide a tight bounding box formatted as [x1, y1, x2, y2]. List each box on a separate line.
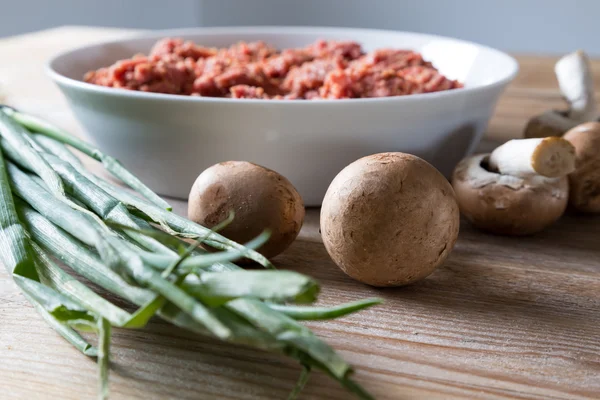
[0, 107, 381, 400]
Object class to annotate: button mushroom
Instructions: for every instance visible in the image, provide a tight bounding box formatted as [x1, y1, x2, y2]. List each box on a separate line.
[524, 50, 598, 138]
[320, 153, 460, 287]
[188, 161, 305, 259]
[452, 137, 575, 235]
[563, 122, 600, 213]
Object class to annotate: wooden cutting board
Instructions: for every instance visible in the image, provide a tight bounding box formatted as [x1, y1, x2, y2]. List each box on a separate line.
[1, 26, 599, 400]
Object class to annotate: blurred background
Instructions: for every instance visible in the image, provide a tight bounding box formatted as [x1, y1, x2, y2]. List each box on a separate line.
[0, 0, 598, 56]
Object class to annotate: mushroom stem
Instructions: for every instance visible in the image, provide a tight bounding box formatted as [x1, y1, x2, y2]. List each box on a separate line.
[555, 50, 597, 122]
[524, 50, 598, 139]
[488, 137, 576, 178]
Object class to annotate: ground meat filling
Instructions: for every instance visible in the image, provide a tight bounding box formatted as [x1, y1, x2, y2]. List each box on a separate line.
[319, 49, 462, 98]
[229, 85, 268, 99]
[282, 57, 347, 98]
[149, 38, 217, 60]
[85, 38, 463, 99]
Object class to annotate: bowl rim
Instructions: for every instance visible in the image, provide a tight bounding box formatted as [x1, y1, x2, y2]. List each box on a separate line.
[47, 25, 519, 105]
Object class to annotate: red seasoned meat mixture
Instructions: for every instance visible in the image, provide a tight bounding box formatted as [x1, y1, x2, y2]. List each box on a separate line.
[85, 38, 462, 99]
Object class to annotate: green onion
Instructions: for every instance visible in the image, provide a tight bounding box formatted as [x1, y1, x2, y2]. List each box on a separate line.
[0, 138, 173, 256]
[31, 133, 84, 167]
[0, 144, 99, 356]
[112, 221, 270, 272]
[7, 162, 124, 270]
[22, 291, 98, 357]
[0, 111, 379, 399]
[0, 113, 105, 229]
[124, 235, 206, 327]
[17, 201, 154, 305]
[9, 164, 233, 338]
[88, 174, 275, 269]
[32, 242, 133, 326]
[225, 298, 351, 380]
[288, 365, 311, 400]
[5, 132, 272, 269]
[3, 107, 172, 211]
[0, 143, 37, 279]
[42, 152, 173, 255]
[14, 275, 95, 324]
[0, 112, 66, 202]
[183, 271, 320, 306]
[98, 317, 111, 400]
[267, 298, 383, 320]
[341, 379, 376, 400]
[107, 234, 233, 338]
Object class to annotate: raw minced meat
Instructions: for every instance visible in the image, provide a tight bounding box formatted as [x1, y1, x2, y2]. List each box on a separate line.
[229, 85, 268, 99]
[319, 50, 462, 99]
[85, 38, 462, 99]
[282, 57, 347, 98]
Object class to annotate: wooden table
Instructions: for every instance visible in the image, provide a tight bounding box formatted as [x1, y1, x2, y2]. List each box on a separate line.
[1, 27, 599, 400]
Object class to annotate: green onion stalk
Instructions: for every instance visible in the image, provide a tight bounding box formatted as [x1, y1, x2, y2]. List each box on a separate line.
[2, 106, 172, 211]
[0, 107, 380, 399]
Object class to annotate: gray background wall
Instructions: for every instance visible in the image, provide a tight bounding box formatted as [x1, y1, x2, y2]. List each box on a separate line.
[1, 0, 597, 56]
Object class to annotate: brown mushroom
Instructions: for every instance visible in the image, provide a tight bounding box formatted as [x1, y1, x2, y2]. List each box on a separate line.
[452, 154, 569, 235]
[524, 50, 598, 138]
[188, 161, 305, 259]
[320, 153, 460, 287]
[523, 110, 581, 139]
[563, 122, 600, 212]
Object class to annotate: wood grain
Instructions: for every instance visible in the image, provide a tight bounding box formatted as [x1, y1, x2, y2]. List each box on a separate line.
[1, 27, 599, 400]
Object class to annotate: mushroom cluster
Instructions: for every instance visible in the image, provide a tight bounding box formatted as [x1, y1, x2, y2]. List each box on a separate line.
[453, 50, 600, 235]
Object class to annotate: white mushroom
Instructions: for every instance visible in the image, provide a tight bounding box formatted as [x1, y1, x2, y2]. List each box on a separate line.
[524, 50, 598, 138]
[488, 137, 576, 178]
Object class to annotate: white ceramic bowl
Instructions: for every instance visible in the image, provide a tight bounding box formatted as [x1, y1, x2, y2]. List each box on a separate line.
[48, 27, 518, 206]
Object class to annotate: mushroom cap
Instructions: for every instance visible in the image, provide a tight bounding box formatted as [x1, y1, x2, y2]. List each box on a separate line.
[451, 154, 569, 235]
[188, 161, 305, 259]
[563, 122, 600, 213]
[320, 152, 460, 287]
[523, 111, 572, 139]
